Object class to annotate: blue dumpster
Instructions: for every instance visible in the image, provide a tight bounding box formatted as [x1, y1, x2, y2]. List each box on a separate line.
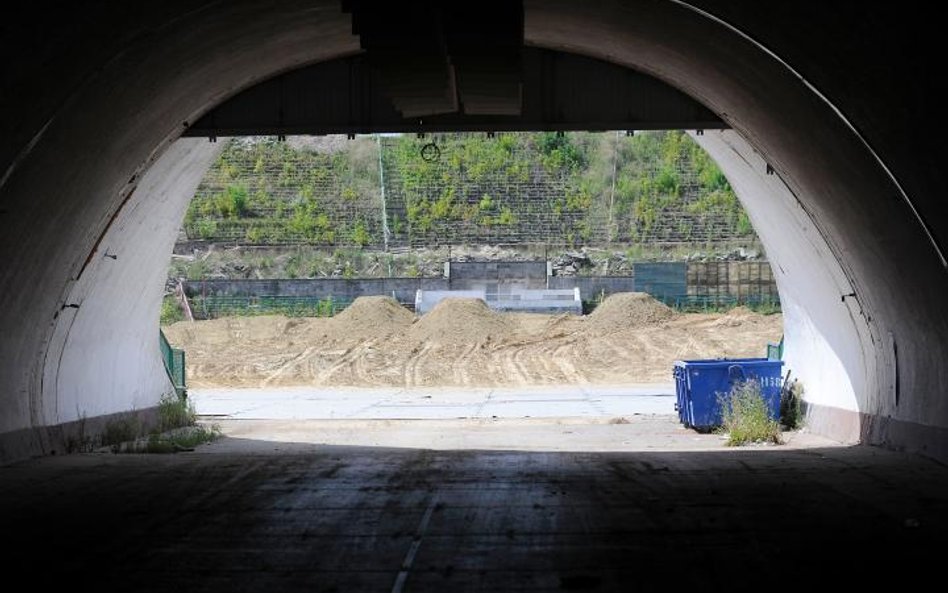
[673, 358, 784, 431]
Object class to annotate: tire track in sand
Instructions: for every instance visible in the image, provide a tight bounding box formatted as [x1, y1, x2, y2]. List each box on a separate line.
[316, 341, 377, 384]
[261, 346, 316, 387]
[403, 343, 432, 387]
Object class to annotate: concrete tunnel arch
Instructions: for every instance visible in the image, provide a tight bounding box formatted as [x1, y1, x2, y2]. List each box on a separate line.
[1, 0, 946, 462]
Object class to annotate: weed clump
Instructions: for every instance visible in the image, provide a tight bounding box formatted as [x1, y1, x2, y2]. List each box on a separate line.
[158, 393, 197, 432]
[160, 295, 185, 325]
[102, 415, 142, 451]
[136, 424, 222, 454]
[103, 394, 220, 454]
[780, 378, 805, 430]
[719, 379, 782, 446]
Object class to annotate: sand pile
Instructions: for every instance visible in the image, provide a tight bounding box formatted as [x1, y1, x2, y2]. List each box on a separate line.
[163, 315, 301, 346]
[542, 313, 584, 339]
[712, 306, 762, 327]
[327, 296, 415, 339]
[165, 300, 783, 388]
[408, 298, 512, 345]
[586, 292, 675, 332]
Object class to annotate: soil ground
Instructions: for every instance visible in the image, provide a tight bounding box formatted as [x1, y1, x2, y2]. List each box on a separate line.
[164, 293, 783, 388]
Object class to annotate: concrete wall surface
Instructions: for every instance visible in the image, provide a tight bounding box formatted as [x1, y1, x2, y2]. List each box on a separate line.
[416, 289, 581, 315]
[0, 139, 221, 461]
[693, 131, 864, 437]
[186, 278, 450, 305]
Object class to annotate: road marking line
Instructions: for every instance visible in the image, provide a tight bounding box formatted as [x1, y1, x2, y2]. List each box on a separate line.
[391, 494, 439, 593]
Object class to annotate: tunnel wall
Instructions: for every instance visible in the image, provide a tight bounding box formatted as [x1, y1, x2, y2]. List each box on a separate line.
[526, 0, 948, 459]
[692, 131, 866, 440]
[44, 140, 223, 422]
[0, 140, 221, 462]
[0, 1, 359, 461]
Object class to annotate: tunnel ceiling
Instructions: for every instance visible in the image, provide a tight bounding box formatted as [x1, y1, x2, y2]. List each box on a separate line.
[343, 0, 524, 118]
[184, 47, 725, 137]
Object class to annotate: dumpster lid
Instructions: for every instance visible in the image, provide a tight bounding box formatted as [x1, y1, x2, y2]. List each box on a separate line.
[674, 357, 783, 367]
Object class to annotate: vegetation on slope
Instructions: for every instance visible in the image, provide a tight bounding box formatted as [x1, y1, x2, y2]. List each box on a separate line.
[183, 131, 753, 248]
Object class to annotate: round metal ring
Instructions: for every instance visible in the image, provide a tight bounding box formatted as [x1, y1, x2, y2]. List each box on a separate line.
[420, 142, 441, 162]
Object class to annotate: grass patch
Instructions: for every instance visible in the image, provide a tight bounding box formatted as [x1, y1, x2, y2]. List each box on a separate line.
[102, 415, 143, 450]
[105, 394, 221, 454]
[135, 425, 222, 454]
[672, 299, 782, 314]
[158, 393, 197, 432]
[747, 298, 782, 315]
[718, 379, 782, 446]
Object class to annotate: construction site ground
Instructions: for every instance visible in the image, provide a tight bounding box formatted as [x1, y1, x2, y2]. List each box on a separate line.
[164, 292, 783, 389]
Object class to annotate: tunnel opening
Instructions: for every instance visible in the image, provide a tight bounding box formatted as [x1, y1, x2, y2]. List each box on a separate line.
[0, 18, 866, 459]
[155, 128, 793, 452]
[143, 21, 795, 449]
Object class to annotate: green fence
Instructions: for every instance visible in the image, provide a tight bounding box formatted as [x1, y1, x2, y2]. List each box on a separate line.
[159, 329, 186, 397]
[192, 295, 355, 319]
[661, 294, 781, 312]
[632, 261, 780, 312]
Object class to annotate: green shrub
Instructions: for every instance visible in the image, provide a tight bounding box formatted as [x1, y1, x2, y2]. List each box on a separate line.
[245, 226, 263, 243]
[194, 220, 218, 239]
[350, 220, 372, 246]
[497, 207, 517, 225]
[736, 212, 754, 235]
[316, 297, 336, 317]
[719, 379, 782, 446]
[748, 299, 781, 315]
[160, 295, 184, 325]
[780, 379, 805, 430]
[102, 415, 142, 450]
[157, 393, 196, 432]
[227, 184, 248, 217]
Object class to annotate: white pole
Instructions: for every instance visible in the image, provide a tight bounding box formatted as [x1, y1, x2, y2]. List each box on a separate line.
[377, 134, 391, 252]
[608, 130, 620, 243]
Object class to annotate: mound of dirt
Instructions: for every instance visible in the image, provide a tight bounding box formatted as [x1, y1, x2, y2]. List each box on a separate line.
[408, 298, 513, 345]
[165, 300, 784, 388]
[712, 306, 764, 328]
[163, 315, 302, 346]
[542, 313, 584, 339]
[327, 296, 415, 339]
[586, 292, 675, 332]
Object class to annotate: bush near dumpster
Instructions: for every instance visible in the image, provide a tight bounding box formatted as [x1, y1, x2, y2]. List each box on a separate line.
[780, 378, 805, 430]
[719, 379, 782, 446]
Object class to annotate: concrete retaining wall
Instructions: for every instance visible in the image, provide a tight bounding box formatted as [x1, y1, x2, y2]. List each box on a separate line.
[186, 277, 450, 305]
[184, 269, 774, 307]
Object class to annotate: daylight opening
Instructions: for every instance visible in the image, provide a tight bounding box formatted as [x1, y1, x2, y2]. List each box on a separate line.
[158, 130, 785, 445]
